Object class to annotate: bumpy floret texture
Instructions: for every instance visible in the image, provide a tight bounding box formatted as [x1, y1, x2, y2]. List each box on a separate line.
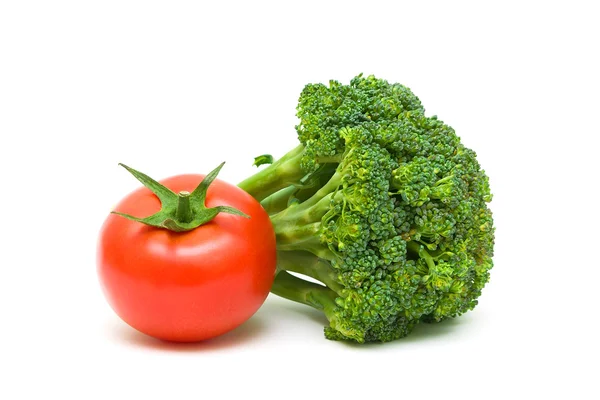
[292, 75, 494, 342]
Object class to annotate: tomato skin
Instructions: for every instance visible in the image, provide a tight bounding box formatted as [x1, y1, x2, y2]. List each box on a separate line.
[97, 174, 276, 342]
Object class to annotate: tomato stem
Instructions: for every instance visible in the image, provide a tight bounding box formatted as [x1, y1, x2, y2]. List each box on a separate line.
[176, 191, 193, 223]
[112, 162, 250, 232]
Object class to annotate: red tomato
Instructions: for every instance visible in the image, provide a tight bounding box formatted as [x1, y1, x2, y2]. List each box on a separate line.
[97, 173, 276, 342]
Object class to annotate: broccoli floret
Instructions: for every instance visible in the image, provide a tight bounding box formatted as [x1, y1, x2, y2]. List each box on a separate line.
[238, 74, 495, 343]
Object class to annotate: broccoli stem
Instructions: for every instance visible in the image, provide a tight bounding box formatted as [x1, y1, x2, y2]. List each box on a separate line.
[260, 186, 298, 215]
[271, 199, 338, 261]
[260, 164, 340, 216]
[276, 221, 322, 247]
[273, 192, 335, 225]
[407, 240, 436, 270]
[289, 169, 342, 214]
[275, 222, 336, 261]
[277, 250, 344, 295]
[271, 270, 363, 342]
[264, 168, 344, 261]
[238, 144, 306, 201]
[315, 154, 343, 164]
[271, 270, 338, 312]
[268, 168, 343, 231]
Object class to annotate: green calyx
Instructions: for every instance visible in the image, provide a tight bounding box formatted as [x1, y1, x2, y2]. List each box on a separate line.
[112, 162, 249, 232]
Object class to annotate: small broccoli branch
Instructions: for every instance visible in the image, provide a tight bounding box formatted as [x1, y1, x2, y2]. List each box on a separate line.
[289, 170, 343, 214]
[268, 165, 344, 222]
[270, 270, 363, 341]
[407, 240, 436, 271]
[259, 166, 340, 216]
[262, 165, 345, 260]
[274, 222, 338, 262]
[238, 144, 306, 201]
[271, 270, 338, 311]
[276, 250, 344, 295]
[260, 186, 298, 215]
[270, 192, 341, 262]
[315, 154, 343, 164]
[275, 221, 322, 248]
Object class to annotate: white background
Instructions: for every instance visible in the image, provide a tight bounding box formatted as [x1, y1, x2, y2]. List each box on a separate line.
[1, 1, 598, 399]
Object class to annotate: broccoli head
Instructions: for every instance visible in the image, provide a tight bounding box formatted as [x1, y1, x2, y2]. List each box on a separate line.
[238, 74, 494, 343]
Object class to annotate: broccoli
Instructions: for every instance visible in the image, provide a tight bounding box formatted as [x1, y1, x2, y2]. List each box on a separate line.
[238, 74, 495, 343]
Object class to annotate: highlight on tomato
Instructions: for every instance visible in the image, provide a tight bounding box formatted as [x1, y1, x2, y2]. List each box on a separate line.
[97, 162, 277, 342]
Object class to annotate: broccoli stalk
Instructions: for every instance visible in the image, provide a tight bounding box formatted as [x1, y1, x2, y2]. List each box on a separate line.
[239, 144, 305, 202]
[238, 74, 495, 343]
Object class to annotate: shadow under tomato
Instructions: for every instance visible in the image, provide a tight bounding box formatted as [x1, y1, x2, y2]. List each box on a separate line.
[107, 313, 267, 352]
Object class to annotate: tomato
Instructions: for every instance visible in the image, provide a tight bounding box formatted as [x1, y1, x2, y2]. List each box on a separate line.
[97, 166, 276, 342]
